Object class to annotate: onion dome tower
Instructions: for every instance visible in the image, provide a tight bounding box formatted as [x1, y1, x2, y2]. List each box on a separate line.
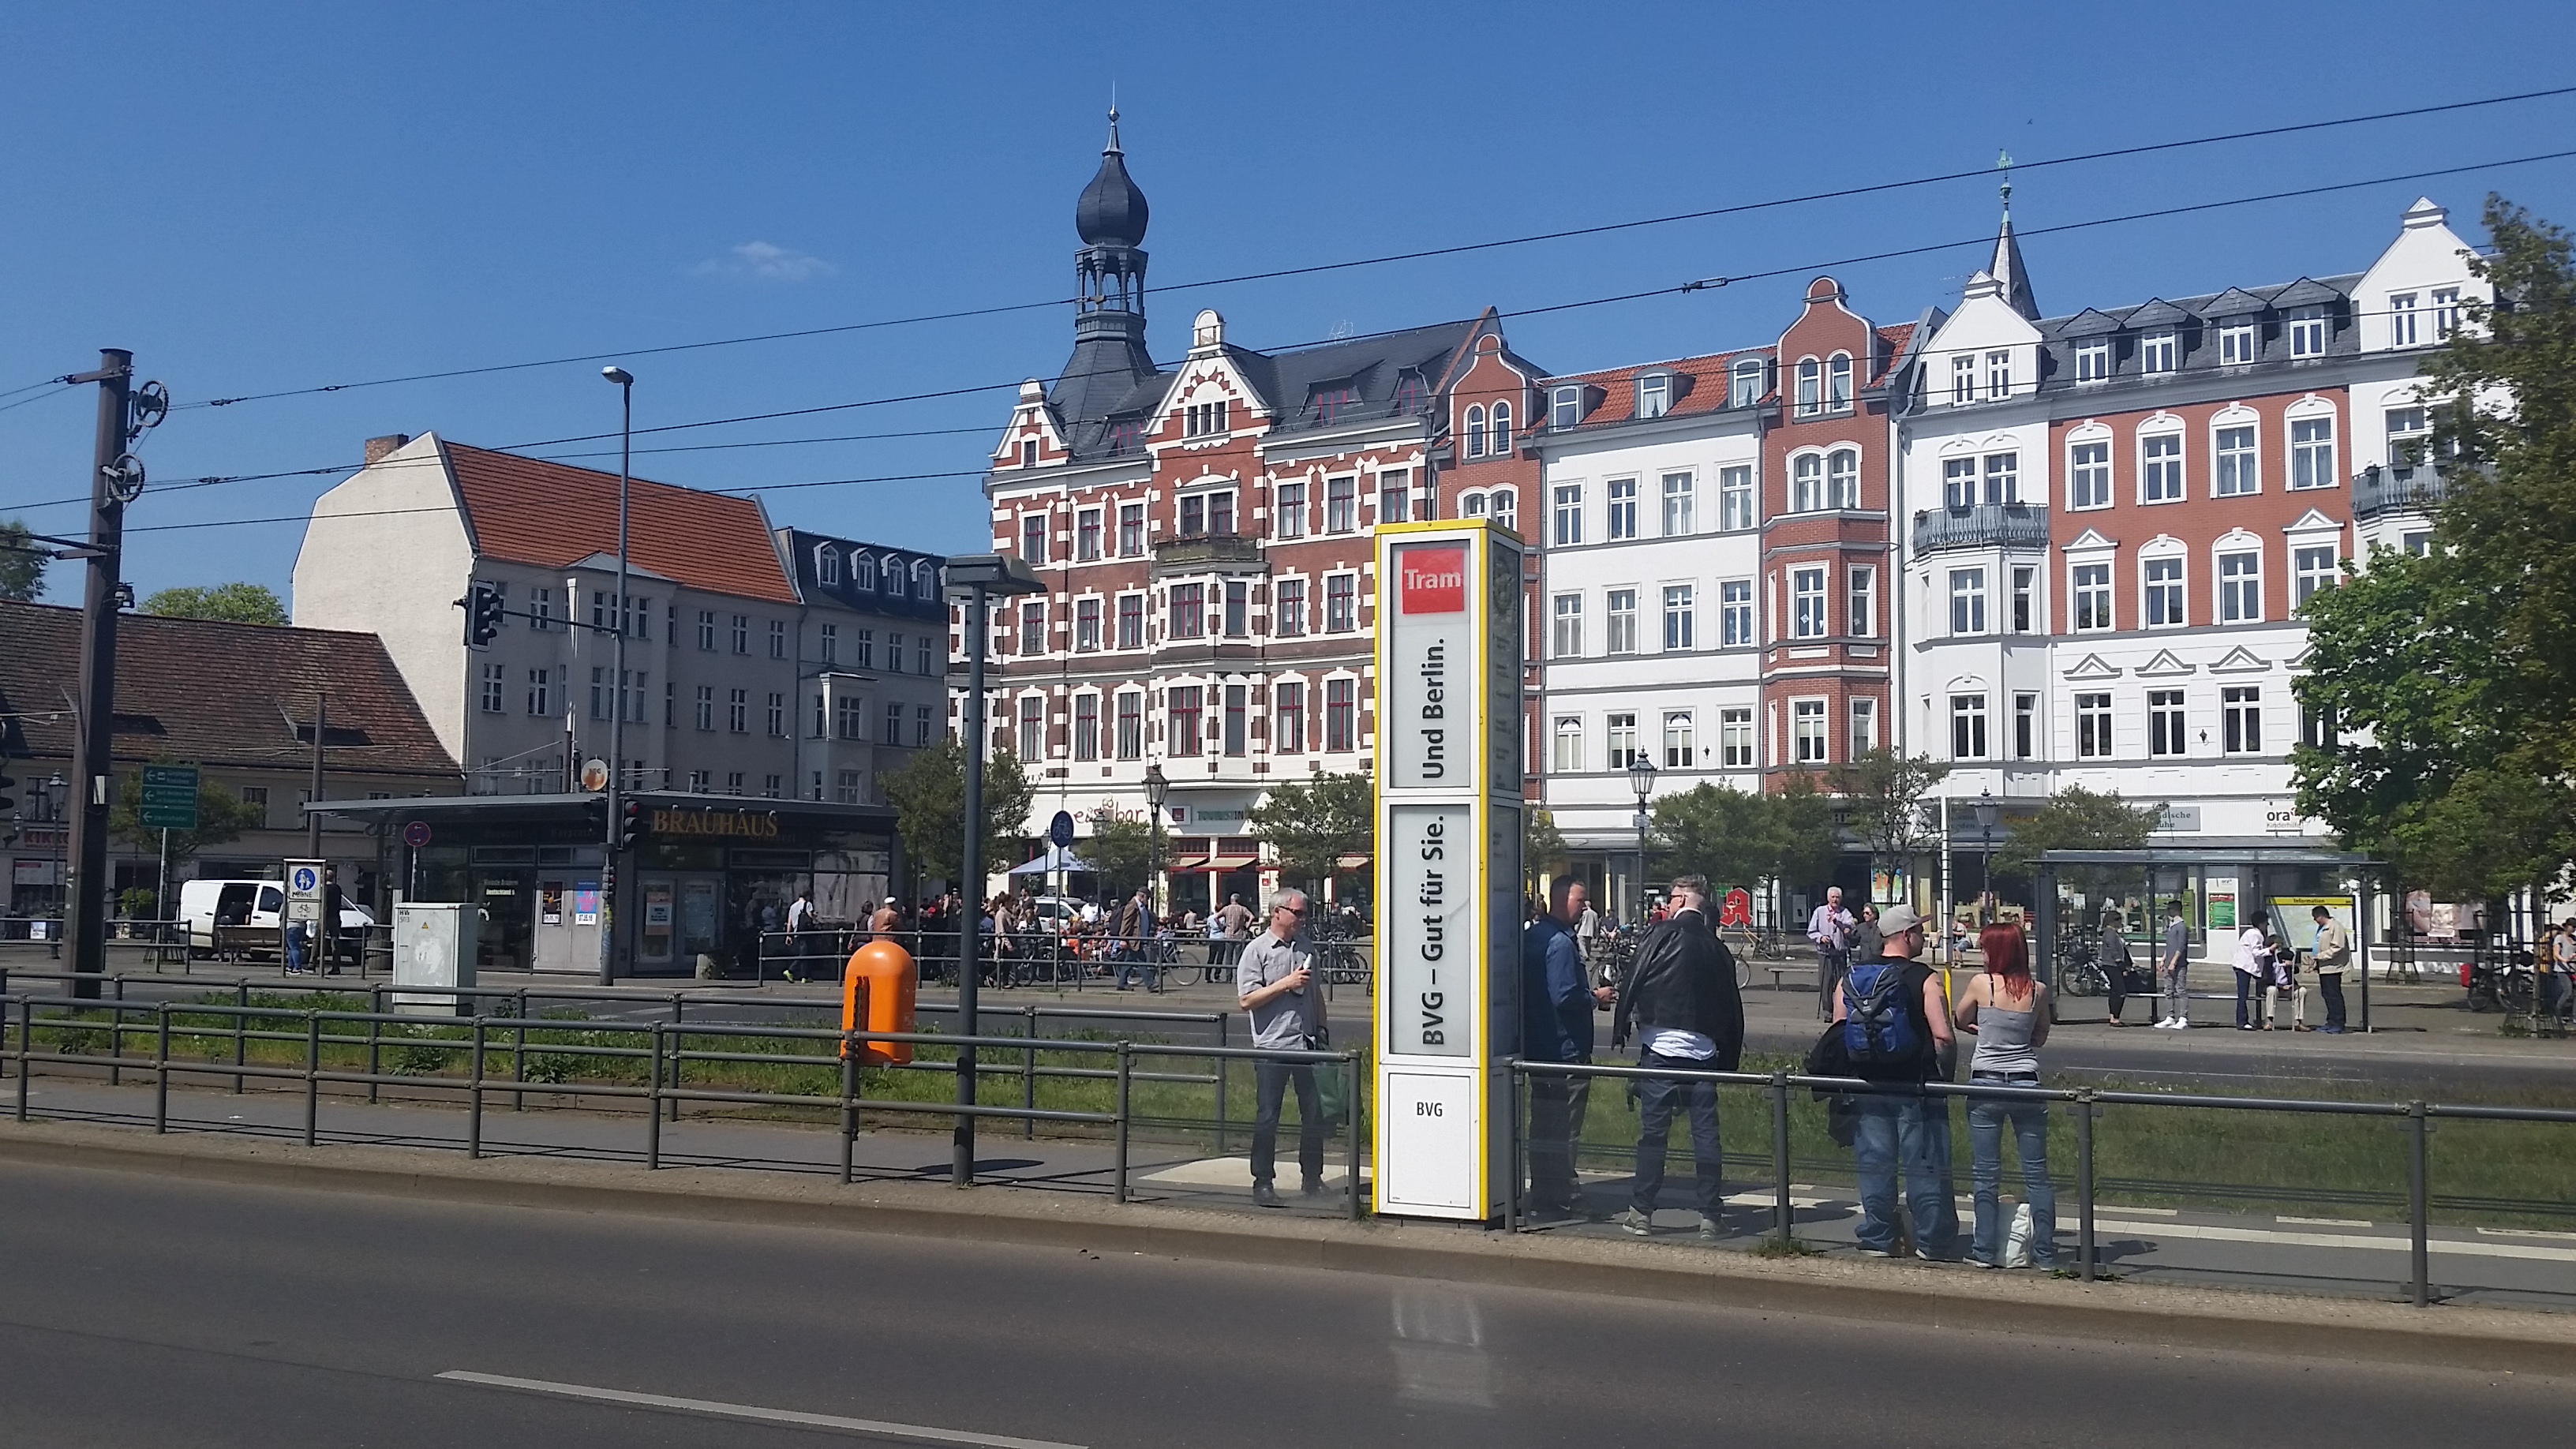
[1054, 107, 1159, 424]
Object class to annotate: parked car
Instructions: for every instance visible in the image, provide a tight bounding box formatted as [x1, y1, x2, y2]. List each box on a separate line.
[177, 878, 375, 957]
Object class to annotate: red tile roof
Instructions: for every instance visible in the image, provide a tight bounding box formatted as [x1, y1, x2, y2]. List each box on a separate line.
[1546, 347, 1768, 429]
[441, 440, 797, 605]
[1871, 324, 1916, 387]
[0, 601, 459, 779]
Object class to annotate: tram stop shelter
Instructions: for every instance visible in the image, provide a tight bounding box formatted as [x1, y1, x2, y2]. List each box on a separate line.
[307, 792, 900, 981]
[2031, 842, 2386, 1032]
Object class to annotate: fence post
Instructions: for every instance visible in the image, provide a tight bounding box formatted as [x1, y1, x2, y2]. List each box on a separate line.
[646, 1022, 664, 1170]
[108, 977, 125, 1087]
[668, 995, 685, 1123]
[232, 980, 249, 1095]
[840, 1035, 858, 1186]
[303, 1011, 321, 1148]
[15, 998, 30, 1121]
[2409, 1099, 2431, 1308]
[1022, 1003, 1036, 1142]
[515, 987, 529, 1113]
[468, 1017, 487, 1160]
[366, 985, 383, 1105]
[2076, 1088, 2097, 1283]
[155, 1002, 170, 1134]
[1507, 1061, 1524, 1233]
[1770, 1069, 1793, 1245]
[1345, 1050, 1363, 1222]
[1215, 1013, 1231, 1157]
[1114, 1041, 1133, 1205]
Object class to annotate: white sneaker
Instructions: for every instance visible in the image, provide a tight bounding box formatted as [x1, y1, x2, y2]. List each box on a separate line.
[2171, 1019, 2190, 1030]
[2152, 1017, 2174, 1029]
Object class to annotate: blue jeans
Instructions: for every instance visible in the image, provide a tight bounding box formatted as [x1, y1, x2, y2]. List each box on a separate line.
[1968, 1073, 2056, 1266]
[2234, 969, 2257, 1026]
[284, 924, 308, 974]
[1631, 1049, 1722, 1216]
[1852, 1092, 1956, 1257]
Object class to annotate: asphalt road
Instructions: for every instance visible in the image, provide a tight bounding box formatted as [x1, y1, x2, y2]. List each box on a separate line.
[1, 1162, 2566, 1448]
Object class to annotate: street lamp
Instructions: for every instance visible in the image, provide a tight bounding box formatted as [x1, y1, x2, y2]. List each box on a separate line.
[599, 365, 634, 986]
[1627, 753, 1657, 924]
[1974, 787, 2000, 924]
[1141, 762, 1169, 921]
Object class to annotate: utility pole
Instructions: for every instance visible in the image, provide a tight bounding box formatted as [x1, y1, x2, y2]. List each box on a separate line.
[62, 350, 136, 999]
[600, 368, 634, 986]
[305, 688, 328, 858]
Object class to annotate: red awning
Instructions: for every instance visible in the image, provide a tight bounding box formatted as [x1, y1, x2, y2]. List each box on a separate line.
[1335, 854, 1371, 870]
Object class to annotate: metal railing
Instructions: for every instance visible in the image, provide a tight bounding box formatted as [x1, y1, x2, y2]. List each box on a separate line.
[1511, 1058, 2576, 1307]
[1911, 503, 2050, 552]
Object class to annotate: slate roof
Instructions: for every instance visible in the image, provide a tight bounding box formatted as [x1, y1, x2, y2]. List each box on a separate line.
[441, 440, 799, 605]
[0, 601, 459, 779]
[1533, 324, 1916, 435]
[774, 528, 947, 621]
[2016, 272, 2367, 396]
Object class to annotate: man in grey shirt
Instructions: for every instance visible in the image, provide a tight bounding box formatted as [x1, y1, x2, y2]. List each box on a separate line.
[1238, 888, 1327, 1207]
[2155, 901, 2193, 1029]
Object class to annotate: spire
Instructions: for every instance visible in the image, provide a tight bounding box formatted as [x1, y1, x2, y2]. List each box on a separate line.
[1055, 103, 1157, 429]
[1987, 149, 2039, 320]
[1076, 103, 1148, 247]
[1105, 99, 1122, 155]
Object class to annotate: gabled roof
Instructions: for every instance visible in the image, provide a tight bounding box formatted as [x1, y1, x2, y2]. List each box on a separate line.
[2060, 308, 2125, 337]
[442, 441, 797, 605]
[0, 601, 458, 778]
[2201, 287, 2271, 318]
[1541, 348, 1757, 430]
[2121, 298, 2192, 328]
[2267, 277, 2346, 309]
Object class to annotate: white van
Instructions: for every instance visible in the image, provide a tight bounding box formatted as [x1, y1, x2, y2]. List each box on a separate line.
[177, 878, 375, 955]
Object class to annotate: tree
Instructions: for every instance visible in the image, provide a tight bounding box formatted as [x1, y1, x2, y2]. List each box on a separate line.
[1082, 811, 1156, 900]
[1831, 748, 1949, 893]
[0, 519, 45, 602]
[1769, 772, 1841, 891]
[1522, 807, 1568, 888]
[106, 766, 264, 866]
[1644, 783, 1775, 893]
[882, 738, 1034, 890]
[143, 582, 289, 626]
[1249, 771, 1372, 890]
[1991, 785, 2164, 899]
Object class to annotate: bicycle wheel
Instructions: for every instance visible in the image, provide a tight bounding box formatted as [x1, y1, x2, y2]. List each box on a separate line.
[1735, 953, 1750, 990]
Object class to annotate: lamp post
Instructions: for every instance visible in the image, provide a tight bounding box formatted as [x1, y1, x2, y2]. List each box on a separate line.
[1974, 788, 2000, 925]
[1141, 762, 1168, 921]
[599, 366, 635, 986]
[1627, 753, 1657, 925]
[44, 772, 67, 959]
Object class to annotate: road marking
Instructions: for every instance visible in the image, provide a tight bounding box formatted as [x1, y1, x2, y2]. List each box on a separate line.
[435, 1371, 1084, 1448]
[2476, 1226, 2576, 1241]
[2094, 1219, 2576, 1262]
[2278, 1215, 2373, 1227]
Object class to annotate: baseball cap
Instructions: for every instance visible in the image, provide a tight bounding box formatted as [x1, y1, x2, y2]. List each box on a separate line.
[1877, 904, 1923, 935]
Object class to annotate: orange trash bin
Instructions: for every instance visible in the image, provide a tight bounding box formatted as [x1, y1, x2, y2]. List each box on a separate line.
[842, 938, 917, 1065]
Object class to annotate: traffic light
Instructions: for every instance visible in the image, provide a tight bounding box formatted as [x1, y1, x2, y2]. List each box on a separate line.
[616, 799, 646, 852]
[462, 582, 507, 647]
[0, 767, 17, 821]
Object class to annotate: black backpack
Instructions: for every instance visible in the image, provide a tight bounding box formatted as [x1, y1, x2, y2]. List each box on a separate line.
[1840, 960, 1926, 1079]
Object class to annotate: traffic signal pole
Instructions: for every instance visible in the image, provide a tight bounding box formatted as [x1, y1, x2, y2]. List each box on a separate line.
[62, 350, 133, 999]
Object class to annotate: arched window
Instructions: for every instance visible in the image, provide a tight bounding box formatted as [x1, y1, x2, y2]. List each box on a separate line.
[882, 560, 906, 599]
[915, 561, 937, 599]
[1491, 401, 1511, 455]
[1729, 358, 1765, 409]
[1827, 354, 1854, 411]
[816, 545, 840, 586]
[1795, 358, 1822, 417]
[1461, 492, 1488, 518]
[1793, 454, 1823, 512]
[1488, 488, 1518, 535]
[1826, 449, 1859, 509]
[853, 552, 878, 590]
[1465, 405, 1487, 459]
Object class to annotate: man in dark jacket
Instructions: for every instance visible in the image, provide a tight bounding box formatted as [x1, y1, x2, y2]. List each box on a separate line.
[1609, 874, 1743, 1241]
[1522, 878, 1611, 1219]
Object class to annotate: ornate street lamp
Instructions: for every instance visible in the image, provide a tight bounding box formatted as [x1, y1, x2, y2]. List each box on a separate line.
[1141, 761, 1169, 919]
[1627, 754, 1657, 924]
[1974, 787, 2001, 923]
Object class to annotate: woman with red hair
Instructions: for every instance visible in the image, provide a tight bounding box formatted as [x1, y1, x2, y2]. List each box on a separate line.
[1953, 922, 2057, 1268]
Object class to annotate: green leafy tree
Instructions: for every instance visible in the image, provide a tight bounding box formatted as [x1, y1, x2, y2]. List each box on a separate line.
[106, 766, 265, 866]
[1644, 783, 1775, 893]
[143, 582, 289, 625]
[1249, 770, 1372, 890]
[0, 519, 45, 602]
[1522, 807, 1569, 887]
[1991, 785, 2164, 898]
[1830, 748, 1949, 893]
[1769, 772, 1841, 891]
[882, 737, 1034, 889]
[1081, 811, 1156, 900]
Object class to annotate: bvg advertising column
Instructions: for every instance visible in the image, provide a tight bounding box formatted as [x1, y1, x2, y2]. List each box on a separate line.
[1373, 519, 1523, 1220]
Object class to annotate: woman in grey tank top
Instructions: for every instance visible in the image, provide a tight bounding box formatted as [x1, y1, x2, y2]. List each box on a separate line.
[1953, 923, 2056, 1269]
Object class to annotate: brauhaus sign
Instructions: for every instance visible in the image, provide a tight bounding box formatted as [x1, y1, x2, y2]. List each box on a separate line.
[1373, 520, 1523, 1221]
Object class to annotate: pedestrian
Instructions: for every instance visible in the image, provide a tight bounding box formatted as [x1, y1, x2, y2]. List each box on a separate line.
[1575, 896, 1601, 957]
[2153, 900, 2193, 1028]
[1832, 902, 1958, 1260]
[1522, 878, 1612, 1220]
[1807, 886, 1856, 1021]
[1114, 888, 1157, 989]
[2260, 933, 2305, 1030]
[1219, 892, 1253, 947]
[869, 896, 900, 939]
[2098, 906, 2131, 1026]
[1953, 921, 2057, 1270]
[782, 888, 817, 983]
[1237, 888, 1327, 1207]
[2232, 911, 2271, 1030]
[283, 914, 310, 975]
[1609, 874, 1743, 1241]
[320, 871, 349, 975]
[1848, 903, 1883, 968]
[2309, 904, 2352, 1034]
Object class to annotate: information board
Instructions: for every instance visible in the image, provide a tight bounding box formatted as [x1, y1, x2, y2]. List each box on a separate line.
[138, 765, 199, 832]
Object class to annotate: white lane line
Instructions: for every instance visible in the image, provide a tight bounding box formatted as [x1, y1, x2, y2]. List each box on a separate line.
[2278, 1215, 2373, 1227]
[2093, 1220, 2576, 1263]
[2476, 1226, 2576, 1241]
[435, 1371, 1085, 1449]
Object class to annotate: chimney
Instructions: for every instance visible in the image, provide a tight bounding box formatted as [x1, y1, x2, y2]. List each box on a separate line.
[365, 434, 411, 464]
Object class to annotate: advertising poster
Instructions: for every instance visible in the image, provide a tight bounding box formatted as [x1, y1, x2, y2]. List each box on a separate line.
[573, 883, 601, 927]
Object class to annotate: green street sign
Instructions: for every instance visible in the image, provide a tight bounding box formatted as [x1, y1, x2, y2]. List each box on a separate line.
[139, 764, 200, 832]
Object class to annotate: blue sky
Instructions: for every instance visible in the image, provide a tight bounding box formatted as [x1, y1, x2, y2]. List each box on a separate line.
[5, 1, 2574, 605]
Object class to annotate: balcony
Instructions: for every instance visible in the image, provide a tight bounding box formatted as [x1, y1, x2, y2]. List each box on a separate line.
[2350, 462, 2459, 520]
[1151, 533, 1266, 576]
[1911, 503, 2049, 552]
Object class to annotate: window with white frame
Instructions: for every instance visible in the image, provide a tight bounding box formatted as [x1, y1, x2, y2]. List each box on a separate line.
[1794, 454, 1824, 512]
[2144, 555, 2186, 627]
[1664, 710, 1695, 768]
[1661, 472, 1694, 535]
[1718, 580, 1752, 647]
[1950, 354, 1977, 405]
[1950, 694, 1989, 760]
[2432, 287, 2461, 341]
[1638, 373, 1672, 419]
[818, 546, 841, 585]
[1730, 358, 1764, 408]
[1829, 354, 1855, 411]
[2290, 415, 2336, 489]
[1983, 451, 2019, 505]
[1552, 385, 1583, 429]
[1791, 567, 1828, 639]
[1661, 584, 1696, 650]
[1849, 698, 1878, 756]
[1018, 601, 1045, 655]
[1267, 480, 1302, 540]
[2290, 306, 2327, 358]
[1167, 687, 1202, 758]
[2075, 691, 2114, 760]
[1459, 492, 1485, 519]
[1326, 476, 1357, 533]
[1606, 476, 1638, 540]
[526, 668, 550, 717]
[1606, 589, 1638, 653]
[1464, 404, 1487, 459]
[2072, 561, 2112, 631]
[1488, 488, 1517, 534]
[1182, 399, 1230, 437]
[2219, 321, 2257, 366]
[1074, 597, 1101, 652]
[2140, 331, 2177, 374]
[1795, 358, 1822, 416]
[1020, 513, 1050, 564]
[1942, 455, 1977, 510]
[1984, 350, 2012, 400]
[2222, 686, 2263, 754]
[1792, 699, 1828, 763]
[1551, 593, 1583, 657]
[695, 684, 716, 731]
[1073, 694, 1099, 762]
[1949, 567, 1987, 635]
[1275, 682, 1305, 754]
[2300, 699, 2339, 750]
[1492, 402, 1512, 454]
[2070, 436, 2111, 508]
[1606, 713, 1640, 769]
[1115, 593, 1144, 649]
[855, 552, 879, 590]
[2215, 423, 2259, 496]
[479, 663, 504, 713]
[1827, 448, 1859, 508]
[1118, 503, 1146, 556]
[1707, 708, 1747, 768]
[1552, 483, 1583, 546]
[1848, 566, 1876, 638]
[1117, 691, 1144, 759]
[1275, 577, 1306, 637]
[1167, 583, 1204, 641]
[2141, 430, 2185, 502]
[2218, 549, 2262, 623]
[2075, 338, 2111, 383]
[1552, 716, 1583, 773]
[1325, 573, 1357, 632]
[1720, 465, 1754, 530]
[2388, 293, 2419, 347]
[2011, 566, 2036, 633]
[2293, 545, 2338, 608]
[1073, 508, 1102, 561]
[1378, 471, 1410, 525]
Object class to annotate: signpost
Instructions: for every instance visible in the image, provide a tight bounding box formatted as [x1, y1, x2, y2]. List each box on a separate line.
[1373, 519, 1524, 1221]
[138, 765, 198, 831]
[283, 858, 326, 929]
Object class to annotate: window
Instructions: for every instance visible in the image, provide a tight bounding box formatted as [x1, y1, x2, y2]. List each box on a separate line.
[768, 691, 786, 738]
[2076, 693, 2113, 758]
[665, 680, 676, 728]
[1118, 503, 1146, 556]
[2290, 416, 2335, 489]
[1116, 691, 1144, 759]
[1719, 466, 1754, 530]
[2432, 286, 2461, 341]
[526, 668, 551, 717]
[2075, 338, 2110, 383]
[728, 688, 749, 734]
[1378, 470, 1410, 525]
[1019, 438, 1039, 469]
[1326, 476, 1357, 533]
[2072, 562, 2112, 631]
[526, 586, 552, 632]
[1718, 581, 1753, 647]
[1794, 454, 1823, 513]
[1795, 358, 1822, 417]
[1325, 574, 1357, 632]
[2293, 545, 2338, 608]
[687, 769, 710, 796]
[1606, 589, 1638, 653]
[480, 663, 504, 713]
[1950, 694, 1989, 760]
[1075, 597, 1101, 652]
[1551, 716, 1583, 773]
[1275, 683, 1305, 754]
[1488, 488, 1517, 534]
[1396, 371, 1432, 416]
[1730, 358, 1764, 409]
[1606, 713, 1641, 769]
[2218, 685, 2263, 754]
[2070, 438, 2111, 509]
[1117, 593, 1144, 650]
[2218, 549, 2262, 623]
[1324, 679, 1356, 751]
[1167, 687, 1203, 756]
[1019, 601, 1046, 655]
[695, 684, 715, 731]
[1829, 354, 1854, 411]
[1664, 710, 1696, 767]
[2386, 406, 2435, 466]
[1662, 584, 1695, 650]
[1551, 384, 1583, 430]
[1020, 513, 1049, 564]
[1638, 373, 1672, 420]
[1551, 593, 1583, 657]
[2011, 566, 2036, 633]
[1223, 685, 1248, 756]
[1463, 403, 1487, 459]
[855, 553, 878, 590]
[1178, 493, 1207, 537]
[1309, 383, 1359, 424]
[1791, 567, 1828, 639]
[1949, 567, 1986, 635]
[1848, 567, 1876, 638]
[1275, 578, 1306, 637]
[2141, 432, 2185, 502]
[1792, 699, 1827, 764]
[1489, 401, 1512, 454]
[818, 622, 840, 666]
[2215, 424, 2259, 496]
[1071, 695, 1099, 762]
[1720, 710, 1754, 768]
[1983, 451, 2019, 505]
[1849, 698, 1878, 757]
[2147, 689, 2186, 757]
[2301, 700, 2340, 750]
[2140, 331, 2177, 374]
[851, 628, 874, 668]
[1827, 449, 1859, 509]
[818, 546, 841, 586]
[2014, 692, 2039, 759]
[1018, 697, 1043, 759]
[1074, 509, 1102, 561]
[837, 695, 865, 741]
[2219, 322, 2257, 366]
[731, 614, 749, 653]
[1553, 483, 1583, 546]
[1983, 350, 2011, 401]
[2290, 306, 2326, 358]
[1168, 583, 1204, 640]
[916, 636, 934, 675]
[1223, 581, 1248, 638]
[1183, 398, 1230, 437]
[814, 693, 827, 738]
[1273, 480, 1305, 539]
[2144, 556, 2185, 627]
[1660, 472, 1693, 535]
[1606, 476, 1638, 540]
[1950, 354, 1978, 405]
[915, 706, 933, 746]
[2388, 292, 2418, 347]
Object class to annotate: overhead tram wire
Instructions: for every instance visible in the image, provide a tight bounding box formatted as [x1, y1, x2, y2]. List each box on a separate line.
[114, 466, 999, 535]
[163, 81, 2576, 414]
[16, 143, 2574, 522]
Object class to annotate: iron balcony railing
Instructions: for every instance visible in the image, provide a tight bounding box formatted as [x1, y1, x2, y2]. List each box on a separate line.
[1151, 533, 1265, 573]
[1911, 503, 2050, 552]
[2350, 461, 2458, 519]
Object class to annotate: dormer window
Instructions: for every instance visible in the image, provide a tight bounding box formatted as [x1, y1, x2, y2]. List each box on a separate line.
[2219, 322, 2257, 366]
[882, 561, 906, 599]
[2140, 331, 2178, 375]
[1949, 354, 1977, 404]
[1637, 372, 1672, 420]
[915, 561, 936, 599]
[1729, 358, 1764, 409]
[854, 552, 878, 590]
[1465, 404, 1487, 459]
[1828, 354, 1854, 411]
[1392, 369, 1430, 414]
[2074, 339, 2110, 383]
[2389, 293, 2420, 347]
[1795, 358, 1822, 417]
[1183, 399, 1230, 437]
[816, 545, 841, 586]
[1551, 384, 1584, 430]
[1491, 400, 1511, 454]
[1105, 417, 1143, 452]
[2432, 287, 2461, 340]
[2290, 307, 2326, 358]
[1309, 383, 1359, 424]
[1983, 350, 2010, 402]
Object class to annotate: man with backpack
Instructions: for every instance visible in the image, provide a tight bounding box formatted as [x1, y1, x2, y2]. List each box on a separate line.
[1830, 903, 1957, 1260]
[1609, 874, 1744, 1241]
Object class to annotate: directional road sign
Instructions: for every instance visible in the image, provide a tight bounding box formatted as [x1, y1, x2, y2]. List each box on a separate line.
[138, 764, 200, 832]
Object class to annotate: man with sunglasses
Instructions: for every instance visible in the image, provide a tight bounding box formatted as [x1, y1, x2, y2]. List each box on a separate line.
[1239, 888, 1329, 1207]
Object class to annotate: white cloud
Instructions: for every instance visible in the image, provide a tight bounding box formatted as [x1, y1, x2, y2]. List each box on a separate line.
[694, 241, 835, 282]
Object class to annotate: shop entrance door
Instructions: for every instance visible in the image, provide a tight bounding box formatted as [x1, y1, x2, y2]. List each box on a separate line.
[530, 875, 603, 974]
[635, 873, 725, 976]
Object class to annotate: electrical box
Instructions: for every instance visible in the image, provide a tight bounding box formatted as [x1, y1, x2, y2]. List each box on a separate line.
[392, 902, 474, 1017]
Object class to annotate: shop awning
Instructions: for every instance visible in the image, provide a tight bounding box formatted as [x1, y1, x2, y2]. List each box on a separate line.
[1009, 847, 1094, 875]
[1173, 853, 1260, 873]
[1335, 854, 1371, 870]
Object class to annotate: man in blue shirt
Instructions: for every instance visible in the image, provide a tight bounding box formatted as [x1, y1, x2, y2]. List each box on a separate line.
[1522, 877, 1611, 1220]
